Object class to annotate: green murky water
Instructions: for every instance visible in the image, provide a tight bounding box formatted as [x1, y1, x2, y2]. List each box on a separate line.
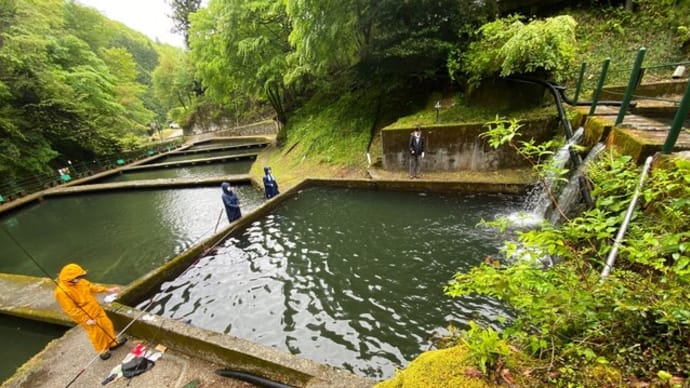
[145, 187, 520, 379]
[157, 147, 266, 164]
[102, 161, 254, 183]
[0, 315, 65, 383]
[0, 186, 263, 284]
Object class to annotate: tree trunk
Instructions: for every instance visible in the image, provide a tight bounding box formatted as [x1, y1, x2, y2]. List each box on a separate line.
[625, 0, 633, 11]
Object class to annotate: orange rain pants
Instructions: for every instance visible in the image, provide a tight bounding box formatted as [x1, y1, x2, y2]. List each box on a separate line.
[54, 263, 116, 353]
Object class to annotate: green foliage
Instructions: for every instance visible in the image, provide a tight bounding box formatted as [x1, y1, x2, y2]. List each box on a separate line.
[460, 321, 510, 374]
[570, 0, 687, 92]
[446, 149, 690, 382]
[285, 0, 475, 82]
[0, 0, 163, 179]
[458, 15, 577, 84]
[190, 0, 291, 123]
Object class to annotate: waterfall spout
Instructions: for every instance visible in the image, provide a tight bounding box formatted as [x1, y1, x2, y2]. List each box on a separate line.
[524, 127, 585, 221]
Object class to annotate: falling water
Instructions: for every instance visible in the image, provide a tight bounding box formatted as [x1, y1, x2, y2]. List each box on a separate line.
[546, 142, 606, 225]
[507, 127, 584, 227]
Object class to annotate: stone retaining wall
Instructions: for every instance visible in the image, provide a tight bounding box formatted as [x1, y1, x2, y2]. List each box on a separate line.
[381, 117, 558, 172]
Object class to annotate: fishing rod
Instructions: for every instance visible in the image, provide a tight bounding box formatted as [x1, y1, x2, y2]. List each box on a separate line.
[1, 226, 119, 344]
[0, 226, 158, 387]
[65, 295, 159, 388]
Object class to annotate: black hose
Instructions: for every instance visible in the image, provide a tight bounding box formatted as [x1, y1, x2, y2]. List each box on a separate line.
[215, 369, 298, 388]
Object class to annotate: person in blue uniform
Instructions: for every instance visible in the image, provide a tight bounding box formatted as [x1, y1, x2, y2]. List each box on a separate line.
[221, 182, 242, 222]
[262, 166, 279, 199]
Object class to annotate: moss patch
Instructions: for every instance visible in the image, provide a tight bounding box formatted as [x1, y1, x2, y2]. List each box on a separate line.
[375, 346, 492, 388]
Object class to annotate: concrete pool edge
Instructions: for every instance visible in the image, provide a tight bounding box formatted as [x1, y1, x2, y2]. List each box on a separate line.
[2, 176, 531, 386]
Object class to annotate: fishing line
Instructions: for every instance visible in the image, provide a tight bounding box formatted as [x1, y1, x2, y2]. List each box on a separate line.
[65, 295, 160, 388]
[2, 226, 161, 387]
[1, 225, 120, 343]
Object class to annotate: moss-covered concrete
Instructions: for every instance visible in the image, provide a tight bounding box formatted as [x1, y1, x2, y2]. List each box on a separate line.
[599, 79, 689, 100]
[44, 175, 253, 197]
[125, 152, 257, 172]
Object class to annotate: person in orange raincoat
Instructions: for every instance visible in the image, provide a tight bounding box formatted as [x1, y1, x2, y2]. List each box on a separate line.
[54, 263, 126, 360]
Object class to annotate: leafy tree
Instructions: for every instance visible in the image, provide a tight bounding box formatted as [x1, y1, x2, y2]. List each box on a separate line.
[456, 15, 578, 84]
[1, 0, 164, 178]
[284, 0, 475, 82]
[168, 0, 201, 48]
[152, 46, 196, 117]
[189, 0, 292, 124]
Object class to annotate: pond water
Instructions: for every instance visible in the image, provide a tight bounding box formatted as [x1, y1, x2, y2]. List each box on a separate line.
[0, 315, 65, 383]
[155, 147, 265, 164]
[0, 186, 263, 284]
[187, 140, 262, 151]
[102, 161, 254, 183]
[143, 187, 520, 379]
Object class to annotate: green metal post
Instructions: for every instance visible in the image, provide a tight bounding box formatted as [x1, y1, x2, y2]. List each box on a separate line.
[573, 61, 587, 104]
[661, 78, 690, 153]
[615, 47, 647, 125]
[589, 58, 610, 116]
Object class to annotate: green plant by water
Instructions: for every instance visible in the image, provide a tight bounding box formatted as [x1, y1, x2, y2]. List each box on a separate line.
[445, 120, 690, 385]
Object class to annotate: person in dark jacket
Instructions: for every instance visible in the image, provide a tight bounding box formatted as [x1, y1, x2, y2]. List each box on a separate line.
[408, 125, 425, 178]
[221, 182, 242, 222]
[262, 166, 280, 199]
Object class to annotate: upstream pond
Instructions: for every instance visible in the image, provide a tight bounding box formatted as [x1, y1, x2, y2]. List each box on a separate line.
[101, 161, 254, 183]
[0, 185, 263, 284]
[142, 187, 520, 379]
[154, 147, 265, 164]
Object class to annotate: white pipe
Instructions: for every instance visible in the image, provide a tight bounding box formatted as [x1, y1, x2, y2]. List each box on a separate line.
[601, 155, 654, 279]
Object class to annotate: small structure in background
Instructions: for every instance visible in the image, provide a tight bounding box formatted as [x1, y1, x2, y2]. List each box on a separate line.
[672, 65, 686, 79]
[57, 167, 71, 182]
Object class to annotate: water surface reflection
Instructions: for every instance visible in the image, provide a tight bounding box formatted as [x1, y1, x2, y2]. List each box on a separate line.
[145, 187, 519, 378]
[0, 186, 263, 284]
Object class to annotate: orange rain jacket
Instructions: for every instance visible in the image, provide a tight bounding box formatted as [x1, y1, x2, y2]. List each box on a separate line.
[54, 263, 116, 353]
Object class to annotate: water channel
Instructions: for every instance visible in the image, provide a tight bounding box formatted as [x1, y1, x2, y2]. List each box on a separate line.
[0, 315, 65, 382]
[153, 147, 265, 164]
[100, 161, 254, 183]
[142, 187, 520, 379]
[0, 185, 263, 284]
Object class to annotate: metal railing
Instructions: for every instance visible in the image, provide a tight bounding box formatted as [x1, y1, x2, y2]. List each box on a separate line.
[0, 139, 184, 204]
[575, 47, 690, 153]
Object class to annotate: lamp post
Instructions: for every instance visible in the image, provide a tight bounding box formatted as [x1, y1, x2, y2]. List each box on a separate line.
[434, 101, 441, 123]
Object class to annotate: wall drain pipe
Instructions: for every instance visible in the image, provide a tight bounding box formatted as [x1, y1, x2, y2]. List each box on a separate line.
[600, 155, 654, 279]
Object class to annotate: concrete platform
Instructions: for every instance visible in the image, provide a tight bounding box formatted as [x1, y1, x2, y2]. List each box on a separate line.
[0, 273, 116, 327]
[0, 272, 375, 388]
[46, 175, 253, 196]
[580, 105, 690, 163]
[3, 328, 260, 388]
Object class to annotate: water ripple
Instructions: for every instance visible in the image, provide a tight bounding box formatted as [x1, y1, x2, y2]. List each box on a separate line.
[147, 188, 519, 379]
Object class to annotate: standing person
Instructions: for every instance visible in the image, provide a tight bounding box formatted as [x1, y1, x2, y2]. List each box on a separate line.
[221, 182, 242, 222]
[262, 166, 280, 199]
[54, 263, 126, 360]
[408, 125, 425, 178]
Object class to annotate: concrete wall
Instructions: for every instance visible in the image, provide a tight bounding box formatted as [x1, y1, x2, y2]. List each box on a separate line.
[192, 120, 278, 140]
[381, 117, 558, 172]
